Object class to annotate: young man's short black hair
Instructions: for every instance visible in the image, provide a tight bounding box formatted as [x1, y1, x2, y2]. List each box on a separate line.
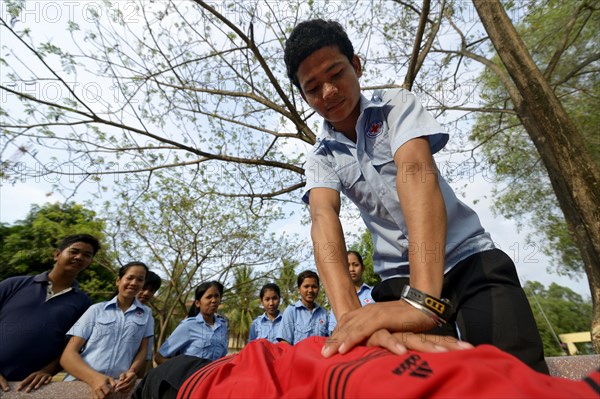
[57, 234, 101, 255]
[144, 270, 162, 292]
[297, 270, 319, 287]
[284, 19, 355, 90]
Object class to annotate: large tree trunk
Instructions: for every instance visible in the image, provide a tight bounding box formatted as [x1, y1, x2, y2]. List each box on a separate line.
[472, 0, 600, 352]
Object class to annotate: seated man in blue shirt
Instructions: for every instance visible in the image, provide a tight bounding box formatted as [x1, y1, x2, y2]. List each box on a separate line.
[284, 19, 547, 372]
[277, 270, 328, 345]
[0, 234, 100, 393]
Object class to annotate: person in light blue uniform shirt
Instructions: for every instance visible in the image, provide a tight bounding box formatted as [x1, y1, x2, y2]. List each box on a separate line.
[249, 283, 283, 343]
[136, 270, 162, 368]
[284, 19, 548, 373]
[328, 251, 374, 335]
[155, 281, 228, 364]
[277, 270, 328, 345]
[61, 262, 153, 397]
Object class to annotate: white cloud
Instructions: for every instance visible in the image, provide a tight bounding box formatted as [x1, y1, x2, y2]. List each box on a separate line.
[0, 183, 53, 224]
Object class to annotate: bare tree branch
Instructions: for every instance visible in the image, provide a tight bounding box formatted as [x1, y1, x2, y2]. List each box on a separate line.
[403, 0, 431, 90]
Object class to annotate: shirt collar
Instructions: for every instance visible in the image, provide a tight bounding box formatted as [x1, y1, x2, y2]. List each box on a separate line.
[357, 283, 372, 295]
[104, 295, 146, 313]
[295, 299, 320, 311]
[260, 312, 282, 322]
[194, 313, 221, 326]
[33, 271, 50, 283]
[318, 93, 386, 143]
[34, 271, 81, 290]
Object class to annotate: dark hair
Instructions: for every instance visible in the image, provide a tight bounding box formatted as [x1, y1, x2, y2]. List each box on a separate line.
[144, 270, 162, 292]
[284, 19, 355, 90]
[259, 283, 281, 299]
[188, 281, 225, 317]
[297, 270, 319, 288]
[57, 234, 101, 255]
[347, 250, 364, 267]
[119, 261, 149, 278]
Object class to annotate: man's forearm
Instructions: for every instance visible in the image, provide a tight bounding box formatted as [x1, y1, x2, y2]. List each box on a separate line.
[311, 210, 360, 318]
[395, 143, 447, 298]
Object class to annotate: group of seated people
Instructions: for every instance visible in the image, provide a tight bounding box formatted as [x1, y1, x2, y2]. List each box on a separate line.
[0, 234, 162, 398]
[0, 233, 373, 398]
[1, 235, 598, 399]
[249, 251, 373, 346]
[146, 254, 372, 369]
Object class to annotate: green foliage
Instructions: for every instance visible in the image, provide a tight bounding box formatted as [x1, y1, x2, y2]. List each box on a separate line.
[0, 202, 116, 302]
[220, 265, 261, 348]
[4, 0, 25, 18]
[524, 281, 593, 356]
[276, 258, 300, 308]
[471, 0, 599, 274]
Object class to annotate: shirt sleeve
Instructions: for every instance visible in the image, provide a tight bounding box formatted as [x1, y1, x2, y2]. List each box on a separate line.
[0, 276, 27, 306]
[385, 89, 449, 156]
[144, 313, 154, 338]
[66, 304, 99, 340]
[301, 145, 342, 204]
[145, 309, 155, 360]
[328, 311, 337, 335]
[277, 307, 295, 343]
[146, 336, 154, 361]
[0, 278, 14, 306]
[248, 319, 258, 341]
[218, 322, 229, 358]
[158, 321, 190, 358]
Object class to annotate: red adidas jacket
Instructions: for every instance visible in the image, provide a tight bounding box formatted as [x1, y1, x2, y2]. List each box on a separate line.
[178, 336, 599, 399]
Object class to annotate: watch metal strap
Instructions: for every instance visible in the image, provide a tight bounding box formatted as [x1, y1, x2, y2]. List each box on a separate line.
[401, 285, 452, 321]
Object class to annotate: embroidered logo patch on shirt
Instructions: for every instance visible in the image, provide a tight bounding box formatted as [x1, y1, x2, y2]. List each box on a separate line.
[366, 121, 383, 138]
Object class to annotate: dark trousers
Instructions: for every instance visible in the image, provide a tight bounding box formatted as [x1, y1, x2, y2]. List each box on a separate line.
[132, 355, 211, 399]
[372, 248, 549, 374]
